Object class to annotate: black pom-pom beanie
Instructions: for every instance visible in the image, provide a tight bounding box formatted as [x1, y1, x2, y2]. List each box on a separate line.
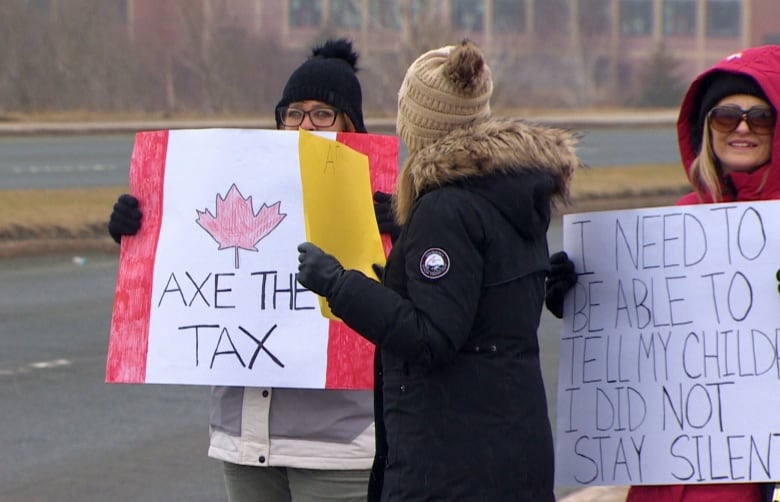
[275, 38, 366, 132]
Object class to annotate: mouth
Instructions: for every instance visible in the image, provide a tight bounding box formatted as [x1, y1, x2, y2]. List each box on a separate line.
[727, 139, 758, 148]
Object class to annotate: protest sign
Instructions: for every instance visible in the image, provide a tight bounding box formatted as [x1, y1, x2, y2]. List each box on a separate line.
[106, 128, 398, 389]
[298, 130, 387, 319]
[555, 201, 780, 487]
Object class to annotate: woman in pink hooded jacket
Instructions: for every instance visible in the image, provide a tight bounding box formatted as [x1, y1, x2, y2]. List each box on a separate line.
[545, 44, 780, 502]
[624, 41, 780, 502]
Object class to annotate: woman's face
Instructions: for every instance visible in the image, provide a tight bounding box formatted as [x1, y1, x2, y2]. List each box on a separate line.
[710, 94, 774, 174]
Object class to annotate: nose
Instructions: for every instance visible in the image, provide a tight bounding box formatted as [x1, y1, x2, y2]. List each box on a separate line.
[734, 116, 751, 133]
[299, 114, 316, 131]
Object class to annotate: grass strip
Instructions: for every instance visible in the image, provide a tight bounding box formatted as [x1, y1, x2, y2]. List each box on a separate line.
[571, 163, 688, 199]
[0, 186, 126, 238]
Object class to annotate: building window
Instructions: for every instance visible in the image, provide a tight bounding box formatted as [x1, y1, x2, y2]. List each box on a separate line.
[289, 0, 322, 28]
[369, 0, 400, 29]
[534, 0, 569, 36]
[706, 0, 740, 38]
[620, 0, 652, 35]
[24, 0, 50, 10]
[580, 0, 611, 35]
[593, 56, 613, 87]
[452, 0, 484, 32]
[493, 0, 525, 33]
[330, 0, 362, 29]
[663, 0, 696, 35]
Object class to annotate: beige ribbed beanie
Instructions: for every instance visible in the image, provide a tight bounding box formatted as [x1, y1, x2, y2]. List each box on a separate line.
[396, 40, 493, 153]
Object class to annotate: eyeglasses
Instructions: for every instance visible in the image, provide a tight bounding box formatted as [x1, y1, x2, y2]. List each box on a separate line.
[276, 106, 340, 128]
[708, 105, 776, 135]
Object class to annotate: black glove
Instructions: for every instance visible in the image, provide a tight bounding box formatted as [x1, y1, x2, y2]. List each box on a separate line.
[545, 251, 578, 319]
[297, 242, 345, 298]
[776, 269, 780, 294]
[374, 191, 401, 243]
[372, 263, 385, 282]
[108, 194, 142, 244]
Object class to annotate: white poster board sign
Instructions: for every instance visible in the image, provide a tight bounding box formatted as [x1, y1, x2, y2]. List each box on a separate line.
[555, 200, 780, 487]
[107, 129, 398, 389]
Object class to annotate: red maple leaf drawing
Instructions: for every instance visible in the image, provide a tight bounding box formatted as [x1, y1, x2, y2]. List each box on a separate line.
[196, 184, 287, 269]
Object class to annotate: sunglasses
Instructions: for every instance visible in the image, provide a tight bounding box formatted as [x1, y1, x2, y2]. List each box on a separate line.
[708, 105, 776, 135]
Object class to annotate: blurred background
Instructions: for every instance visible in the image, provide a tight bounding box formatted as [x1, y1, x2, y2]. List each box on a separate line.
[1, 0, 778, 121]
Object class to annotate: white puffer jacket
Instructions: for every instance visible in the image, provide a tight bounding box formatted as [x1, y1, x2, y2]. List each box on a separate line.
[208, 385, 374, 469]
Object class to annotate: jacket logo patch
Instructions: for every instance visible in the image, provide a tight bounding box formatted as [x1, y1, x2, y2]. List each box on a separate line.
[419, 248, 450, 279]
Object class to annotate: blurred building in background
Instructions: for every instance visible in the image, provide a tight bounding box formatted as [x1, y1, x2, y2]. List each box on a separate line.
[3, 0, 777, 116]
[127, 0, 780, 109]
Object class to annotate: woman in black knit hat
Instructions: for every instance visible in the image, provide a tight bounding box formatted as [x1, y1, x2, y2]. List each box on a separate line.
[274, 39, 366, 133]
[108, 38, 398, 502]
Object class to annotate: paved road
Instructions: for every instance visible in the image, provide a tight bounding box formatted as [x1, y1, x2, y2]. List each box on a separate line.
[0, 252, 225, 501]
[0, 134, 134, 189]
[0, 218, 630, 500]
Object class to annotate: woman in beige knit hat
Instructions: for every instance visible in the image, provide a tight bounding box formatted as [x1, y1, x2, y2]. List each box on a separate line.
[297, 40, 582, 501]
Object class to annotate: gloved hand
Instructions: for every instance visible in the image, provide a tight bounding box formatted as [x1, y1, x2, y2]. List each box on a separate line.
[545, 251, 578, 319]
[297, 242, 345, 298]
[372, 263, 385, 282]
[108, 194, 142, 244]
[374, 191, 401, 243]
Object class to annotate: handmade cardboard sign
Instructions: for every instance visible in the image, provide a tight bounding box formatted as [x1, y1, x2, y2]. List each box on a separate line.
[298, 130, 386, 319]
[106, 129, 398, 389]
[554, 200, 780, 487]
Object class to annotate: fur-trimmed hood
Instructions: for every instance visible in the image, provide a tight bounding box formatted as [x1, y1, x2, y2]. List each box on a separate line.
[394, 118, 581, 225]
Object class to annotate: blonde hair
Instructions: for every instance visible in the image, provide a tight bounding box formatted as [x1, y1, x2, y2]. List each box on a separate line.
[688, 117, 725, 201]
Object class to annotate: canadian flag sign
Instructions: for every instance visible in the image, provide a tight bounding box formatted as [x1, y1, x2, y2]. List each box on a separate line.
[106, 129, 398, 389]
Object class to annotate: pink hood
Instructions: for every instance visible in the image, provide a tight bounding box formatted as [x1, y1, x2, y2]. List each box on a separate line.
[677, 45, 780, 203]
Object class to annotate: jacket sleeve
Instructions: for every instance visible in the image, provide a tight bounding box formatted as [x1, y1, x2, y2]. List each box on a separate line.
[676, 191, 701, 206]
[327, 191, 484, 368]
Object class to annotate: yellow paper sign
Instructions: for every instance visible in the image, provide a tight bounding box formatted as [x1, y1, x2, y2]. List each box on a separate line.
[298, 130, 386, 319]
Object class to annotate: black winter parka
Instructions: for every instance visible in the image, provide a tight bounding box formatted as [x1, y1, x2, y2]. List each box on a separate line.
[326, 118, 581, 501]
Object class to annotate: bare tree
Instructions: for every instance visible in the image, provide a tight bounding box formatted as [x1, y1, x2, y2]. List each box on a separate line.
[0, 0, 681, 118]
[129, 0, 191, 114]
[0, 1, 48, 112]
[127, 0, 285, 116]
[359, 0, 455, 116]
[47, 0, 140, 112]
[633, 42, 686, 108]
[0, 0, 150, 114]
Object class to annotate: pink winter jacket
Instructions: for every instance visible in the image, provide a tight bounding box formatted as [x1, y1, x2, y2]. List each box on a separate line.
[626, 44, 780, 502]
